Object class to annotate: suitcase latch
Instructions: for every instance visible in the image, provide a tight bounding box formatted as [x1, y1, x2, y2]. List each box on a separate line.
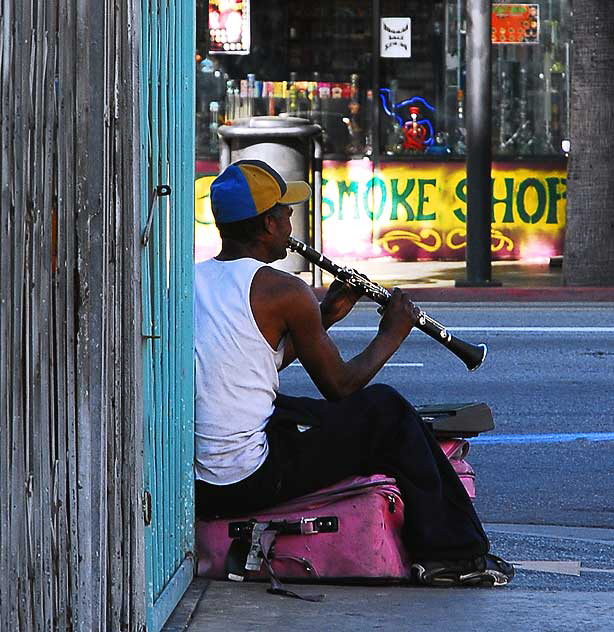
[301, 516, 338, 535]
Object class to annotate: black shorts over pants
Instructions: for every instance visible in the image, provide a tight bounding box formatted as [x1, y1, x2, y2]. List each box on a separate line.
[195, 384, 489, 562]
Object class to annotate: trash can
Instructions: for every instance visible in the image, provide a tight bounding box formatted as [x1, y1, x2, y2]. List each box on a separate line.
[218, 116, 322, 277]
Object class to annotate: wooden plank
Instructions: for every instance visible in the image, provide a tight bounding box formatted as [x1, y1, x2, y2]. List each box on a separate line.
[116, 3, 145, 623]
[33, 3, 56, 625]
[56, 3, 81, 627]
[141, 0, 161, 614]
[178, 0, 196, 556]
[125, 2, 147, 627]
[12, 0, 32, 626]
[108, 2, 123, 624]
[83, 2, 108, 628]
[149, 0, 167, 599]
[167, 0, 181, 560]
[158, 0, 174, 585]
[0, 2, 16, 629]
[74, 0, 95, 624]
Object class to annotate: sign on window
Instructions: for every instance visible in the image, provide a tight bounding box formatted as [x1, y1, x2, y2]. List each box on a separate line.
[492, 4, 540, 44]
[380, 18, 412, 58]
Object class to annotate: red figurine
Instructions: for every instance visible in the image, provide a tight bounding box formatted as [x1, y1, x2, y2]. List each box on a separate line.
[403, 105, 427, 151]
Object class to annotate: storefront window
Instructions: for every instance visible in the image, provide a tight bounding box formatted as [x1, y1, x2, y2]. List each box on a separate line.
[379, 1, 447, 158]
[489, 0, 571, 158]
[195, 0, 373, 161]
[195, 0, 571, 162]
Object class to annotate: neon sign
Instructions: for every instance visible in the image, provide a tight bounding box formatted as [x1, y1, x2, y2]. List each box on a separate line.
[208, 0, 250, 55]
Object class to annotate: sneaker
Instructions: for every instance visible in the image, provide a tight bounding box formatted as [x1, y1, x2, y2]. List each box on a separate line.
[411, 554, 515, 587]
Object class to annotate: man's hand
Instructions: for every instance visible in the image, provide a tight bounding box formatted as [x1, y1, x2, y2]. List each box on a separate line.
[319, 279, 363, 329]
[378, 288, 421, 344]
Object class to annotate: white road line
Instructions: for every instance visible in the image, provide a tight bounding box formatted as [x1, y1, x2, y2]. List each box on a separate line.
[288, 361, 423, 368]
[382, 362, 424, 367]
[331, 326, 614, 333]
[509, 561, 614, 576]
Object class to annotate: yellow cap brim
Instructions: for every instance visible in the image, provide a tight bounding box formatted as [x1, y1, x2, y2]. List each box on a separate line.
[279, 181, 312, 206]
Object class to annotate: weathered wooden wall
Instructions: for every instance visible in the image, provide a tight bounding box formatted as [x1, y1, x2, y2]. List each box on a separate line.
[0, 1, 145, 630]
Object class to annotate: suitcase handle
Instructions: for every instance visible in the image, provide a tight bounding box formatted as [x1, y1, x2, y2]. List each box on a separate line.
[228, 516, 339, 539]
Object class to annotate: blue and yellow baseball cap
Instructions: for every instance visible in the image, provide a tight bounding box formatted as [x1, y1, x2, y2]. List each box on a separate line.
[210, 159, 312, 224]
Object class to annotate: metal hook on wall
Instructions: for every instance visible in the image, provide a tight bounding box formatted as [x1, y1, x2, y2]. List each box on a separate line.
[142, 184, 172, 246]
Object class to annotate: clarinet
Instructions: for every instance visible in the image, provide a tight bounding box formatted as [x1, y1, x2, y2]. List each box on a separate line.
[288, 237, 487, 372]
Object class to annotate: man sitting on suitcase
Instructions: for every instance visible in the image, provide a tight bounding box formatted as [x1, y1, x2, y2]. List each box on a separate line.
[194, 159, 514, 587]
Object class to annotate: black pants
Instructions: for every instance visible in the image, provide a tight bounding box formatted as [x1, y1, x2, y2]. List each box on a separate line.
[195, 384, 489, 561]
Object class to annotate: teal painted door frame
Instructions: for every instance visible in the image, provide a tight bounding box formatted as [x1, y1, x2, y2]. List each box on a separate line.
[140, 1, 195, 630]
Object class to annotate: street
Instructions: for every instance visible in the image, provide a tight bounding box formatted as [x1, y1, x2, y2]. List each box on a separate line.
[276, 301, 614, 595]
[280, 301, 614, 528]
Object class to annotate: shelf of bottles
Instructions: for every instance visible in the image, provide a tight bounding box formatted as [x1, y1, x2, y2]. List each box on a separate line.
[196, 70, 451, 161]
[196, 69, 374, 160]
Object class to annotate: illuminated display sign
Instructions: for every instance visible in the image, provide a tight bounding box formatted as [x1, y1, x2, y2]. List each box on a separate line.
[195, 160, 567, 263]
[208, 0, 250, 55]
[492, 4, 540, 44]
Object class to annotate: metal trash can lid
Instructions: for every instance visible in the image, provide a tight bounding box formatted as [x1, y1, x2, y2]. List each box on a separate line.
[219, 116, 321, 139]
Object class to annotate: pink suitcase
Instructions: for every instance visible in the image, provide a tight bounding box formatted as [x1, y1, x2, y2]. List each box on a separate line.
[439, 438, 476, 500]
[197, 474, 407, 583]
[196, 437, 475, 584]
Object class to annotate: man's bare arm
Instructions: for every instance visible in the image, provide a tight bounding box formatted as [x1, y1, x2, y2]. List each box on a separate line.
[278, 279, 361, 369]
[280, 277, 416, 400]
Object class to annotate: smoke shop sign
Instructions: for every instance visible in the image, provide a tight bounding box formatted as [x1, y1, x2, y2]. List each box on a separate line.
[193, 160, 566, 262]
[320, 160, 565, 261]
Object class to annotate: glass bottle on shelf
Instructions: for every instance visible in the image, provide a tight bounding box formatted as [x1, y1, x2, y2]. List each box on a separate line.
[309, 73, 322, 127]
[497, 62, 514, 155]
[516, 67, 535, 154]
[247, 73, 256, 118]
[209, 101, 219, 155]
[383, 80, 405, 156]
[287, 72, 298, 116]
[225, 80, 238, 123]
[452, 88, 466, 155]
[345, 73, 364, 156]
[364, 89, 373, 156]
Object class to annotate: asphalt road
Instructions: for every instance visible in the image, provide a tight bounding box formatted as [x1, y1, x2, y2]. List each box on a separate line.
[278, 302, 614, 530]
[178, 302, 614, 632]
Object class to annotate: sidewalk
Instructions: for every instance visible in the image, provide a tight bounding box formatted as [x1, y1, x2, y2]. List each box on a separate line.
[171, 580, 614, 632]
[307, 256, 614, 302]
[165, 523, 614, 632]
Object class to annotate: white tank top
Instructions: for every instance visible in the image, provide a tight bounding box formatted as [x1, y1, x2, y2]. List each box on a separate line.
[194, 257, 285, 485]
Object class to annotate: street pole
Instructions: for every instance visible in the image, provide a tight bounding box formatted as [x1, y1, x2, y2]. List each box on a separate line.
[372, 0, 381, 172]
[456, 0, 501, 287]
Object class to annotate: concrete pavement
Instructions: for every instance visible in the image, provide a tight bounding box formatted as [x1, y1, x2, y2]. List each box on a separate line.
[307, 257, 614, 302]
[165, 522, 614, 632]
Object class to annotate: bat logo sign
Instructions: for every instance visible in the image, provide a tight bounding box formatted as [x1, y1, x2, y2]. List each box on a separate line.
[381, 19, 411, 57]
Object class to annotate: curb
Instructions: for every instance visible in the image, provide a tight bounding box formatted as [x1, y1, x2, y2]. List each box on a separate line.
[312, 286, 614, 302]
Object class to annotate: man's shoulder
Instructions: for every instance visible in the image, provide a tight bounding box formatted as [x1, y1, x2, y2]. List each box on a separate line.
[255, 265, 310, 292]
[252, 265, 315, 307]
